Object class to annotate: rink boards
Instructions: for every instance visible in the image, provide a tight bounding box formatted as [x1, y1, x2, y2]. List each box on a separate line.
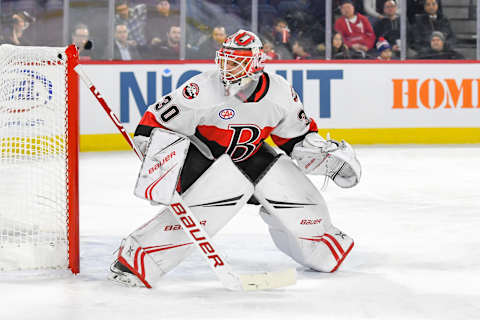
[77, 60, 480, 151]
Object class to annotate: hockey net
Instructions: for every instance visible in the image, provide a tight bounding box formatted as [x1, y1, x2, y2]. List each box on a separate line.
[0, 45, 79, 273]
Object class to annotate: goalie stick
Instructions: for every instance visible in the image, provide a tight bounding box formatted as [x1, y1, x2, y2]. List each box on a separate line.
[73, 63, 296, 291]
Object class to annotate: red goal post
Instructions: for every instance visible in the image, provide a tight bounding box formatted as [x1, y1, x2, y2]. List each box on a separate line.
[0, 44, 79, 274]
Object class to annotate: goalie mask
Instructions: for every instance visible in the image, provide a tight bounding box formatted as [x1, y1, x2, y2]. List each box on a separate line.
[215, 29, 266, 87]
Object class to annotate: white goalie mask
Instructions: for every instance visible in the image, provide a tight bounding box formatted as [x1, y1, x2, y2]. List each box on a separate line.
[215, 29, 266, 87]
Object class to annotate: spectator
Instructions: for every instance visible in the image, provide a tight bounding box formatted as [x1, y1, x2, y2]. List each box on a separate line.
[334, 0, 365, 16]
[376, 37, 393, 60]
[155, 25, 181, 59]
[263, 40, 279, 60]
[115, 0, 147, 49]
[332, 32, 351, 59]
[270, 18, 293, 59]
[413, 0, 454, 51]
[365, 0, 403, 21]
[374, 0, 401, 55]
[334, 0, 376, 57]
[416, 31, 463, 59]
[146, 0, 179, 47]
[272, 18, 290, 44]
[196, 26, 226, 59]
[71, 23, 96, 60]
[113, 24, 141, 60]
[2, 11, 34, 46]
[292, 39, 312, 60]
[407, 0, 443, 25]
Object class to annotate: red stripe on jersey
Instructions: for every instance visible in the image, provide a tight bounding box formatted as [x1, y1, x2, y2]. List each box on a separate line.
[198, 126, 232, 147]
[271, 118, 318, 146]
[197, 125, 275, 147]
[139, 111, 167, 129]
[271, 134, 290, 147]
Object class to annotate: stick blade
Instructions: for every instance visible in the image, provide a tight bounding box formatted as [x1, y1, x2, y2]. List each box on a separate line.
[239, 268, 297, 291]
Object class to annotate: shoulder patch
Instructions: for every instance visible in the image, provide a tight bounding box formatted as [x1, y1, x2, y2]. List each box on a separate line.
[183, 83, 200, 99]
[219, 108, 235, 120]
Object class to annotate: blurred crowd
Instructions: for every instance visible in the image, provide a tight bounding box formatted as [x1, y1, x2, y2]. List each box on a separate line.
[0, 0, 468, 60]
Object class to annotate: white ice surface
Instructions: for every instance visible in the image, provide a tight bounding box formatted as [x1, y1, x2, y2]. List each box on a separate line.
[1, 146, 480, 320]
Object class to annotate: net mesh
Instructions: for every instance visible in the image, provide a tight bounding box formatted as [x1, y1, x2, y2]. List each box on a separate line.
[0, 45, 71, 271]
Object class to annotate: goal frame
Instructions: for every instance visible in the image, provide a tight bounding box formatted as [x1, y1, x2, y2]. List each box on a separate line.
[66, 44, 80, 274]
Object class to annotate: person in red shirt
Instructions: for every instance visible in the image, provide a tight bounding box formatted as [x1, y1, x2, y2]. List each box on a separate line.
[334, 0, 375, 57]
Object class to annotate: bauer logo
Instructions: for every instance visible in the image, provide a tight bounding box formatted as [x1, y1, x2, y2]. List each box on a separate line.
[148, 151, 176, 174]
[300, 219, 322, 225]
[219, 108, 235, 120]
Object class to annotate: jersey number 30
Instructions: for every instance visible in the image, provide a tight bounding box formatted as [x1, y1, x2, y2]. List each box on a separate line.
[156, 95, 179, 122]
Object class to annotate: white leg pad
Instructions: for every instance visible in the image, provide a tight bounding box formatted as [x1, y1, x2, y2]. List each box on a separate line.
[117, 155, 254, 287]
[254, 155, 354, 272]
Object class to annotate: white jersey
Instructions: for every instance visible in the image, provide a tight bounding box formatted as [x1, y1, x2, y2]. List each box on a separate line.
[137, 70, 318, 162]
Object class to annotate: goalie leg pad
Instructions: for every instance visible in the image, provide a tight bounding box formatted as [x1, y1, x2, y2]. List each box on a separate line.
[254, 155, 353, 272]
[115, 155, 254, 287]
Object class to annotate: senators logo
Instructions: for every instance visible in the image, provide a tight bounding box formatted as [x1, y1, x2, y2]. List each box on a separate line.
[182, 83, 199, 99]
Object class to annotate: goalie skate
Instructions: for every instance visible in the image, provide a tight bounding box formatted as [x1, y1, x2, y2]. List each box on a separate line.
[109, 260, 146, 288]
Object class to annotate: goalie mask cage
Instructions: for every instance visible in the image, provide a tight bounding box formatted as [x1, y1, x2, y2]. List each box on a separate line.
[0, 45, 79, 274]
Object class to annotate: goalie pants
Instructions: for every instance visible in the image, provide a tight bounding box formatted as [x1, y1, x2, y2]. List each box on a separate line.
[118, 143, 353, 286]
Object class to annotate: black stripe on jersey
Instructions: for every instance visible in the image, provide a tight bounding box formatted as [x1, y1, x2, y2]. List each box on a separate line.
[277, 131, 311, 156]
[245, 72, 270, 103]
[194, 129, 228, 158]
[134, 124, 156, 137]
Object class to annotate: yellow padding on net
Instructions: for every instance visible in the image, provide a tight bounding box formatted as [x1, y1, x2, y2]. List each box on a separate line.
[1, 135, 66, 156]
